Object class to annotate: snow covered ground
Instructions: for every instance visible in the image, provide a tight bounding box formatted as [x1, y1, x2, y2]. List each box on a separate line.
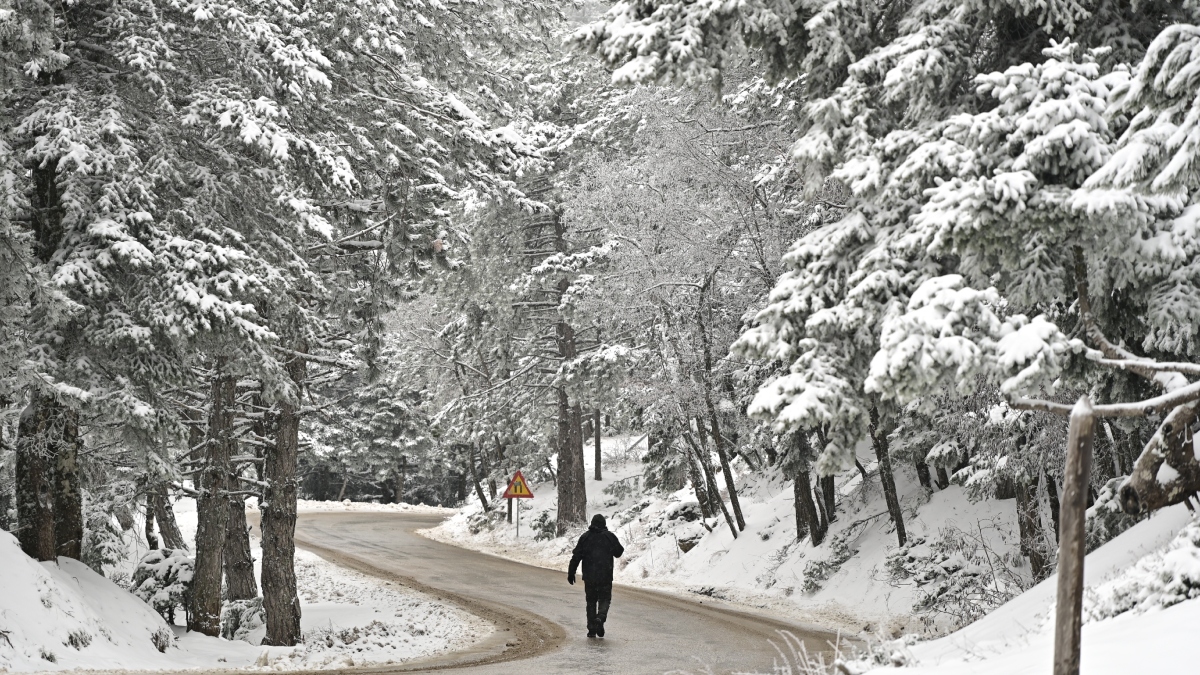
[0, 498, 487, 672]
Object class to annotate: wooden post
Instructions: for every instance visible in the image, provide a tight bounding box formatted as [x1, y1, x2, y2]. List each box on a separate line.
[1054, 396, 1095, 675]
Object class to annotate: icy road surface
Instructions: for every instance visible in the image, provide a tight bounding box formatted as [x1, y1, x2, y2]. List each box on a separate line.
[291, 511, 839, 674]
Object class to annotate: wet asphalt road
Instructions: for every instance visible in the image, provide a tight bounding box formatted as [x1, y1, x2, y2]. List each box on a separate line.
[293, 512, 839, 675]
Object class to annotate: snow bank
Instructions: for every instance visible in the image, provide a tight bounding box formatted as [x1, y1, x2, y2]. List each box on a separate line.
[862, 505, 1196, 675]
[0, 529, 186, 671]
[0, 496, 486, 672]
[293, 499, 455, 515]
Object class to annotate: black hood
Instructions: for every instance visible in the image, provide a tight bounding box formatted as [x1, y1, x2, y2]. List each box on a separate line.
[590, 513, 607, 530]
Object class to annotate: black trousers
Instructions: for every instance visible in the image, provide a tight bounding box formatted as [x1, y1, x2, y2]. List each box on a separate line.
[584, 579, 612, 630]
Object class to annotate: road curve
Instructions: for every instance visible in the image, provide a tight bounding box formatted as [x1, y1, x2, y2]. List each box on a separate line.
[293, 511, 839, 675]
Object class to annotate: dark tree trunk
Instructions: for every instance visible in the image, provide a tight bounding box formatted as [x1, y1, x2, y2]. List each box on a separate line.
[936, 465, 951, 490]
[151, 486, 187, 550]
[224, 495, 257, 600]
[189, 371, 235, 636]
[870, 405, 907, 547]
[820, 474, 836, 524]
[687, 451, 712, 519]
[791, 476, 808, 540]
[53, 408, 82, 560]
[688, 432, 737, 539]
[915, 460, 933, 491]
[791, 435, 825, 545]
[1016, 474, 1049, 579]
[1046, 471, 1062, 539]
[593, 409, 602, 481]
[468, 445, 490, 512]
[705, 412, 745, 531]
[16, 396, 57, 561]
[145, 496, 160, 549]
[555, 389, 588, 535]
[261, 345, 305, 646]
[855, 458, 869, 483]
[814, 480, 829, 530]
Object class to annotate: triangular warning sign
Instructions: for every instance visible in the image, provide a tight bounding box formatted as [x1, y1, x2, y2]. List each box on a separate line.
[502, 470, 534, 499]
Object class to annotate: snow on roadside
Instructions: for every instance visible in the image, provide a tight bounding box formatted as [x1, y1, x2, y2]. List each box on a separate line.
[856, 506, 1198, 675]
[0, 498, 487, 672]
[294, 499, 455, 515]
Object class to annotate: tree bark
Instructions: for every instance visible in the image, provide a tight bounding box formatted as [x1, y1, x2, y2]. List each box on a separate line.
[145, 496, 159, 549]
[870, 405, 907, 547]
[936, 466, 951, 490]
[687, 431, 737, 539]
[151, 485, 187, 549]
[224, 494, 257, 600]
[1016, 473, 1049, 579]
[705, 410, 745, 531]
[554, 384, 588, 534]
[53, 408, 82, 560]
[820, 474, 836, 524]
[687, 452, 712, 520]
[915, 460, 933, 491]
[16, 395, 57, 561]
[1046, 471, 1062, 540]
[468, 445, 490, 512]
[593, 409, 602, 481]
[792, 434, 825, 545]
[189, 371, 235, 636]
[261, 345, 305, 646]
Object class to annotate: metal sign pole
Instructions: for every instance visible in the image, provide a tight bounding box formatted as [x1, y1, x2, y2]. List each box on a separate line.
[516, 498, 520, 538]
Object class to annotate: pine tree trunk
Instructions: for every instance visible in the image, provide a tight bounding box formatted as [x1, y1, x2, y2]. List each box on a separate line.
[53, 408, 82, 560]
[820, 474, 836, 524]
[791, 437, 825, 546]
[870, 405, 907, 547]
[1016, 474, 1049, 579]
[1046, 471, 1062, 540]
[554, 384, 588, 534]
[593, 409, 602, 481]
[151, 485, 187, 550]
[189, 371, 235, 636]
[915, 460, 933, 490]
[936, 465, 951, 490]
[688, 453, 712, 520]
[224, 495, 257, 600]
[145, 495, 160, 549]
[261, 345, 305, 646]
[16, 395, 57, 561]
[468, 445, 490, 512]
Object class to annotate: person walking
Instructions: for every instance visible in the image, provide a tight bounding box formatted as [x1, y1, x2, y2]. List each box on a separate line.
[567, 513, 624, 637]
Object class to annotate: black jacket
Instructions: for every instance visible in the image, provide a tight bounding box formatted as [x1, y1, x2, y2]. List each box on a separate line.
[568, 524, 624, 584]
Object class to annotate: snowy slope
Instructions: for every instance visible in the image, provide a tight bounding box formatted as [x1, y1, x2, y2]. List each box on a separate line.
[864, 505, 1197, 675]
[0, 529, 208, 671]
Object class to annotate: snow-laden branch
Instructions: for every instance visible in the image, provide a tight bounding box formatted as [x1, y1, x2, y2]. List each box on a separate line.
[1011, 379, 1200, 418]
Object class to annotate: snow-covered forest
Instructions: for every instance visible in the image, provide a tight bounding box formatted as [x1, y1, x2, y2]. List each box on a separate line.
[3, 0, 1200, 673]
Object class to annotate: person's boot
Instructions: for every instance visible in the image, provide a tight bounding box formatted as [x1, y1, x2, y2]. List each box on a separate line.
[586, 619, 596, 638]
[596, 621, 605, 638]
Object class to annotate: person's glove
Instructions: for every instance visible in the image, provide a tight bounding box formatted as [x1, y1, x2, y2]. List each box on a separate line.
[567, 573, 575, 585]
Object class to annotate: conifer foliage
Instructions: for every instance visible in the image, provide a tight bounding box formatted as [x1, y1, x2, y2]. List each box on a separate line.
[0, 0, 556, 645]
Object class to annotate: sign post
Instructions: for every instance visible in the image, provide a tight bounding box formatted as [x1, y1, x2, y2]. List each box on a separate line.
[501, 471, 535, 538]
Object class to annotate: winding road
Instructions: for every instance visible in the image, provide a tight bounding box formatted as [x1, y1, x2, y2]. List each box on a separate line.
[292, 511, 839, 674]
